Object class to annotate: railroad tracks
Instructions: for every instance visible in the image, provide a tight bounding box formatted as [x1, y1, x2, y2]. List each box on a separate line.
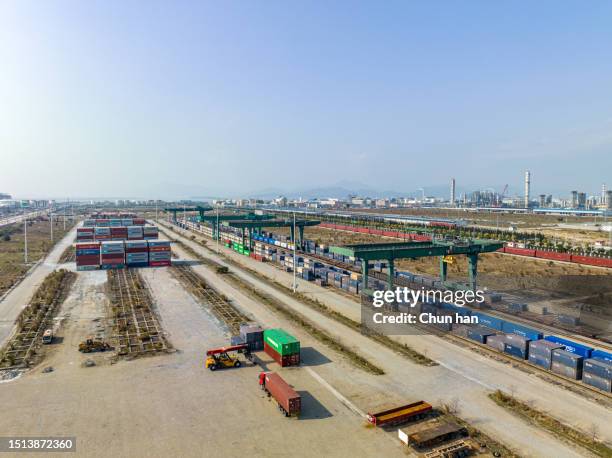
[107, 269, 169, 356]
[0, 270, 75, 369]
[170, 264, 249, 335]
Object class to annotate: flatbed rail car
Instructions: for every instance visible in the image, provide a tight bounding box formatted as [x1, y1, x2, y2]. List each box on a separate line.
[367, 400, 432, 427]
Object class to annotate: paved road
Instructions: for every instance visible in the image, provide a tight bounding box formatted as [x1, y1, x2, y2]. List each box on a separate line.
[0, 225, 77, 347]
[161, 222, 601, 457]
[0, 210, 50, 229]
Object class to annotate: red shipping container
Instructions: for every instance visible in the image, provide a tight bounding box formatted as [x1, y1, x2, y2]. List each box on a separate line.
[125, 247, 148, 253]
[149, 246, 171, 252]
[76, 256, 101, 265]
[264, 342, 300, 367]
[149, 260, 171, 267]
[262, 372, 301, 417]
[504, 246, 536, 257]
[76, 242, 100, 249]
[535, 250, 572, 262]
[570, 255, 612, 268]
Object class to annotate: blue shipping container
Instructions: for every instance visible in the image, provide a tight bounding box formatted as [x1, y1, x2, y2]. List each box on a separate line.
[544, 336, 593, 358]
[472, 312, 503, 331]
[501, 321, 543, 341]
[583, 358, 612, 379]
[504, 343, 528, 360]
[591, 350, 612, 363]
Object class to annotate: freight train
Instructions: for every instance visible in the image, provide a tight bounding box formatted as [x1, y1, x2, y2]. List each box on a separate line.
[173, 217, 612, 394]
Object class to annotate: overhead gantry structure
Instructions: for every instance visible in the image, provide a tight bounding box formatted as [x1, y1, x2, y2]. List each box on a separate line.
[199, 212, 275, 239]
[223, 219, 321, 250]
[330, 239, 504, 292]
[163, 205, 213, 221]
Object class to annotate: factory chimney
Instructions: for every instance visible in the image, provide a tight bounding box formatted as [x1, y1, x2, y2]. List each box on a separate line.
[524, 170, 531, 209]
[450, 178, 456, 207]
[603, 183, 607, 205]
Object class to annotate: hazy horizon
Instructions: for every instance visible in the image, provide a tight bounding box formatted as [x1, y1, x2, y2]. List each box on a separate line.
[1, 1, 611, 199]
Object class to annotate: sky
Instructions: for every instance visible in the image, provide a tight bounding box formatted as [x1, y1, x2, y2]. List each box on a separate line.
[1, 0, 611, 199]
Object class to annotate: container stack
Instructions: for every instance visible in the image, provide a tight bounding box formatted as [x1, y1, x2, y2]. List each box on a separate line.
[127, 226, 143, 240]
[239, 324, 264, 352]
[485, 334, 508, 352]
[94, 227, 111, 241]
[582, 358, 612, 392]
[100, 241, 125, 269]
[109, 219, 122, 227]
[503, 334, 530, 360]
[551, 349, 583, 379]
[148, 240, 171, 267]
[76, 227, 94, 242]
[143, 226, 159, 240]
[528, 340, 563, 369]
[125, 240, 149, 268]
[133, 218, 146, 226]
[75, 242, 100, 271]
[263, 328, 300, 367]
[110, 226, 128, 241]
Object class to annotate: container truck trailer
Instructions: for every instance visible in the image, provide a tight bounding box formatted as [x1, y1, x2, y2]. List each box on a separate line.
[260, 372, 301, 417]
[367, 400, 432, 427]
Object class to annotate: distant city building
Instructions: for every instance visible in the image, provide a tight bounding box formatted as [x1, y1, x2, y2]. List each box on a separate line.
[450, 178, 456, 206]
[0, 193, 11, 200]
[524, 170, 531, 208]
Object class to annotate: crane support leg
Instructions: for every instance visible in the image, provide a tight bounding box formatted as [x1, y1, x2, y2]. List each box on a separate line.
[467, 254, 478, 291]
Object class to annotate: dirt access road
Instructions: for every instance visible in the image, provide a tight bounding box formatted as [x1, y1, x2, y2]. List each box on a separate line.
[160, 222, 605, 457]
[0, 224, 77, 347]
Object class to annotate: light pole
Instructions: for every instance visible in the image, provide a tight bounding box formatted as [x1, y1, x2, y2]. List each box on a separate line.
[24, 216, 28, 264]
[216, 206, 220, 253]
[292, 211, 297, 292]
[50, 211, 54, 242]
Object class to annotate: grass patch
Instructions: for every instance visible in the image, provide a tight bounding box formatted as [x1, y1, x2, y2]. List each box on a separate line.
[489, 390, 612, 457]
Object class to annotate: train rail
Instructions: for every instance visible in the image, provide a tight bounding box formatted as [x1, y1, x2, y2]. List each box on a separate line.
[169, 264, 249, 335]
[108, 269, 169, 356]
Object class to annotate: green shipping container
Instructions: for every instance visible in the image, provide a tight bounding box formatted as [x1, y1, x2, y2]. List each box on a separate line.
[244, 250, 250, 256]
[264, 328, 300, 356]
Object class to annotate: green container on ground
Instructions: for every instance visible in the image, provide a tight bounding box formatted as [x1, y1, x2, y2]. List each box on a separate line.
[244, 250, 250, 256]
[264, 328, 300, 356]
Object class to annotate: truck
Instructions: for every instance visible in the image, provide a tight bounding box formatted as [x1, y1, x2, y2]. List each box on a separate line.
[260, 372, 301, 417]
[367, 400, 432, 427]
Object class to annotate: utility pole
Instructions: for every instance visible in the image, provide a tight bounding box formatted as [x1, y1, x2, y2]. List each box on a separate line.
[50, 211, 54, 242]
[216, 206, 220, 253]
[155, 200, 158, 222]
[292, 211, 297, 292]
[24, 216, 28, 264]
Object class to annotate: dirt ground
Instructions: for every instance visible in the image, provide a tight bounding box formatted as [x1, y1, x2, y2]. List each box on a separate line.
[0, 264, 407, 457]
[0, 218, 75, 296]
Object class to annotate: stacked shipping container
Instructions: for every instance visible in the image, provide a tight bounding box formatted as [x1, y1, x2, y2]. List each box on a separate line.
[125, 240, 149, 268]
[263, 328, 300, 367]
[75, 242, 100, 271]
[148, 240, 171, 266]
[101, 241, 125, 269]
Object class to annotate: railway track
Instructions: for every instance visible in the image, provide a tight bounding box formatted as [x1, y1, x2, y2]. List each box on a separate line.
[107, 269, 169, 356]
[170, 264, 249, 335]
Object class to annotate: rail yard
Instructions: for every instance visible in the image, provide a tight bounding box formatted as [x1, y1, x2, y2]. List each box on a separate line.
[0, 207, 610, 458]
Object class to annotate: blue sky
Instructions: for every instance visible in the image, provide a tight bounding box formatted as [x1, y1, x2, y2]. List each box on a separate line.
[1, 1, 611, 199]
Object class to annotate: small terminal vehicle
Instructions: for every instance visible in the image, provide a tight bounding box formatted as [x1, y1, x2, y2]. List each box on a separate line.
[205, 344, 249, 371]
[42, 329, 53, 344]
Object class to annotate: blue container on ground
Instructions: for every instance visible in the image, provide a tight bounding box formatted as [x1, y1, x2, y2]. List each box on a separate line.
[583, 358, 612, 379]
[127, 262, 149, 268]
[504, 342, 528, 360]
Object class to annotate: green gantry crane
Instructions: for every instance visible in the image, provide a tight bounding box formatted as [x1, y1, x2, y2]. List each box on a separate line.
[199, 212, 275, 239]
[164, 205, 213, 221]
[330, 239, 504, 292]
[223, 219, 320, 250]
